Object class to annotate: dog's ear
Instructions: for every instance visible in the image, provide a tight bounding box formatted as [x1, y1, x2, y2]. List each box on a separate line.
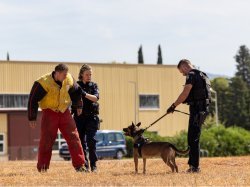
[132, 121, 135, 126]
[136, 122, 141, 127]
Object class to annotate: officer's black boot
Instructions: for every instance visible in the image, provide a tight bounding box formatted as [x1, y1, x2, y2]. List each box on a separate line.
[186, 165, 200, 173]
[91, 163, 97, 173]
[84, 162, 90, 172]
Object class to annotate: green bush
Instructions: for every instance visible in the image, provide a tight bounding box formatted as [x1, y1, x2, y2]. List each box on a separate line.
[143, 131, 168, 142]
[202, 125, 250, 156]
[200, 128, 219, 156]
[170, 130, 188, 151]
[125, 124, 250, 157]
[125, 136, 133, 157]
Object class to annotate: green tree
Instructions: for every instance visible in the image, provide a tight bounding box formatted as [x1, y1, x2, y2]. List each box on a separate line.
[235, 45, 250, 86]
[233, 45, 250, 130]
[211, 77, 230, 124]
[138, 45, 144, 64]
[157, 45, 163, 65]
[226, 76, 250, 129]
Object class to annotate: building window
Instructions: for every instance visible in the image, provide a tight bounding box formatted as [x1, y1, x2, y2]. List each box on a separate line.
[52, 132, 66, 151]
[0, 133, 5, 154]
[0, 94, 29, 108]
[139, 94, 159, 110]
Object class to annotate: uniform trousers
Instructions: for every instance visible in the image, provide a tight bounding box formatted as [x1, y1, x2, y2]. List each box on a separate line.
[74, 115, 99, 169]
[188, 103, 208, 168]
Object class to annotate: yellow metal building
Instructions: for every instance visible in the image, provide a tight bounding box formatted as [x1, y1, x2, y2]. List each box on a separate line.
[0, 60, 189, 137]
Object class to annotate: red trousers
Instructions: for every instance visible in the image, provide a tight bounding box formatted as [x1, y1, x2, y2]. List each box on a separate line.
[37, 109, 85, 171]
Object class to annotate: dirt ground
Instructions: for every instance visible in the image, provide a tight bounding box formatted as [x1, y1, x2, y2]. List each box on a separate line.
[0, 156, 249, 186]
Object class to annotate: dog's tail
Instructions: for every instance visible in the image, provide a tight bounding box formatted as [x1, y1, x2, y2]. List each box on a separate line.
[170, 144, 190, 155]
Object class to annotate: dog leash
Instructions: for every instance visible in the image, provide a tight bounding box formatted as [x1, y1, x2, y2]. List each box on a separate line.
[143, 110, 190, 132]
[143, 113, 169, 131]
[174, 109, 190, 116]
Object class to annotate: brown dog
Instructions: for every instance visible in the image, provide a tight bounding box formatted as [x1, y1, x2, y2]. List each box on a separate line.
[123, 122, 189, 174]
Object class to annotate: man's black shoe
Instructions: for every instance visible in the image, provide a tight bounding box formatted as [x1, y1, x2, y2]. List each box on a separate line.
[186, 166, 200, 173]
[75, 166, 89, 173]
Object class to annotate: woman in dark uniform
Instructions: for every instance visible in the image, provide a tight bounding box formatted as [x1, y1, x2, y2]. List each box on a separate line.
[73, 64, 100, 172]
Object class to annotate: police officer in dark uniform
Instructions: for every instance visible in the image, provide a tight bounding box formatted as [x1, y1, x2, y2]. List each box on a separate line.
[72, 64, 100, 172]
[166, 59, 211, 173]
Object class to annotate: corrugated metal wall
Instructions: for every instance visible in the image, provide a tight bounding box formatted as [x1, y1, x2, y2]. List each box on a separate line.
[0, 60, 189, 136]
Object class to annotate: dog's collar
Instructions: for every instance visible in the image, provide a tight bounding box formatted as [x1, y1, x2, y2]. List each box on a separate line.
[134, 135, 148, 144]
[134, 134, 143, 142]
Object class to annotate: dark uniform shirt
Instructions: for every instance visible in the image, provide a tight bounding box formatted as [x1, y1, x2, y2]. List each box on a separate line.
[76, 81, 99, 116]
[184, 69, 210, 104]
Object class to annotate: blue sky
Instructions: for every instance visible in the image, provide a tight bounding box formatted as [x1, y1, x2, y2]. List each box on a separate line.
[1, 0, 250, 76]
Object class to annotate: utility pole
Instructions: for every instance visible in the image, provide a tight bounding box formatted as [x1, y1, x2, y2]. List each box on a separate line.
[129, 81, 138, 124]
[211, 88, 219, 126]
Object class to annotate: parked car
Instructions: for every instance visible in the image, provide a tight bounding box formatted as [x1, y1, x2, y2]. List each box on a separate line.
[59, 130, 127, 160]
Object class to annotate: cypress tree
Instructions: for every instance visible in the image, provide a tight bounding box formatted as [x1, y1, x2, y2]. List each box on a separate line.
[235, 45, 250, 86]
[7, 52, 10, 61]
[157, 45, 163, 64]
[138, 45, 144, 64]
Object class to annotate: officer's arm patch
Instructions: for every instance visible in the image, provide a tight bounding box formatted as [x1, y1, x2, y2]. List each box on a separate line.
[185, 71, 195, 85]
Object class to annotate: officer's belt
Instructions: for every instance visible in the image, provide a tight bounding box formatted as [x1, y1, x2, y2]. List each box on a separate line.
[82, 113, 98, 117]
[81, 110, 98, 116]
[188, 99, 210, 106]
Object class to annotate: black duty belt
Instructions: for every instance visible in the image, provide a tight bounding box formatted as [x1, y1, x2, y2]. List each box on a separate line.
[81, 111, 98, 116]
[188, 99, 210, 106]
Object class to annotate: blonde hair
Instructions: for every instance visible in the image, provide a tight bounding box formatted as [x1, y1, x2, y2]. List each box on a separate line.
[78, 64, 92, 80]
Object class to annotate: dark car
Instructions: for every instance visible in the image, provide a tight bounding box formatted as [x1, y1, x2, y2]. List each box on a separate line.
[59, 130, 127, 160]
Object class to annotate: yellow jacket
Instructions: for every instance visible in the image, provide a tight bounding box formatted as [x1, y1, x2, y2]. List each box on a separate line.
[37, 73, 74, 113]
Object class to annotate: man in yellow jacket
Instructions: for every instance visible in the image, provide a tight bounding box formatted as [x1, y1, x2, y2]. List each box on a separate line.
[28, 63, 87, 172]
